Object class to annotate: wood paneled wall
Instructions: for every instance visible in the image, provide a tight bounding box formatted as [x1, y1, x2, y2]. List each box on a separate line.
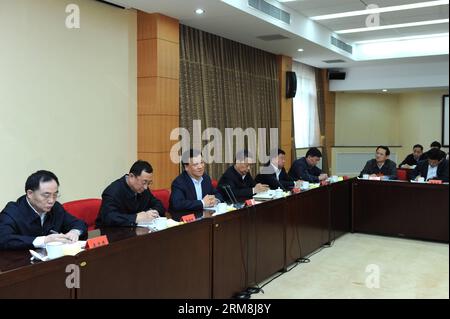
[277, 55, 294, 168]
[137, 12, 179, 189]
[321, 69, 336, 173]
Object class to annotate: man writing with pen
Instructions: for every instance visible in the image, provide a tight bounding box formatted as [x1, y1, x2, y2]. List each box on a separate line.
[255, 148, 301, 190]
[0, 170, 87, 250]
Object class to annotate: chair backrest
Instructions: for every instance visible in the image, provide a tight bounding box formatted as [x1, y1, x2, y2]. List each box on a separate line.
[152, 189, 170, 212]
[397, 169, 408, 181]
[63, 198, 102, 231]
[211, 179, 218, 189]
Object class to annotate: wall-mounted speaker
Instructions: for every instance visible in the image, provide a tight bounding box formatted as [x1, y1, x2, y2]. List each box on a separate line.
[286, 71, 297, 98]
[328, 70, 346, 80]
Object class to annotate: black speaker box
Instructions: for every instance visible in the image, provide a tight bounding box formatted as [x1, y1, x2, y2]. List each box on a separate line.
[286, 71, 297, 98]
[328, 71, 346, 80]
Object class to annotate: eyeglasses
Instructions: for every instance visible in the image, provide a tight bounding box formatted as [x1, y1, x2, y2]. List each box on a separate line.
[191, 161, 205, 168]
[39, 192, 60, 200]
[138, 178, 153, 186]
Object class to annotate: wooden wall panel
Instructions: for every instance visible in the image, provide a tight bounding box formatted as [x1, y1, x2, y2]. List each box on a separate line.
[138, 115, 179, 152]
[321, 69, 336, 172]
[156, 40, 180, 79]
[277, 55, 293, 168]
[137, 12, 179, 43]
[138, 152, 179, 189]
[137, 12, 180, 189]
[137, 39, 157, 78]
[138, 77, 179, 115]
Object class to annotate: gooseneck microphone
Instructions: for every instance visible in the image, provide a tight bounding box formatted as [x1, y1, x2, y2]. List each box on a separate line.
[221, 185, 235, 205]
[225, 184, 244, 209]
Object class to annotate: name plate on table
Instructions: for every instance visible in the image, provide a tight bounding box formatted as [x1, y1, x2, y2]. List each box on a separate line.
[368, 176, 381, 181]
[86, 235, 109, 249]
[245, 199, 256, 206]
[428, 180, 443, 184]
[181, 214, 196, 223]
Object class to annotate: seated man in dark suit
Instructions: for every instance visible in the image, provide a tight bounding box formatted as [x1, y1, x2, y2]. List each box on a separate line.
[169, 150, 223, 221]
[410, 148, 449, 182]
[96, 160, 165, 227]
[0, 170, 87, 250]
[255, 149, 298, 190]
[399, 144, 426, 168]
[218, 149, 269, 202]
[359, 146, 397, 180]
[288, 147, 328, 183]
[422, 141, 442, 160]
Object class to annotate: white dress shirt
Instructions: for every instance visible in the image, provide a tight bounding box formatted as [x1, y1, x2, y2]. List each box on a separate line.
[27, 198, 48, 249]
[190, 176, 204, 207]
[271, 163, 281, 180]
[426, 165, 438, 180]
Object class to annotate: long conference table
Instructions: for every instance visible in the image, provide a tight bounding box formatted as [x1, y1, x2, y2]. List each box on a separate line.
[0, 179, 447, 299]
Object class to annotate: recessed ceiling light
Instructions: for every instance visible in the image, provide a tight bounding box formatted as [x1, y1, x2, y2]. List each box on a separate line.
[336, 19, 449, 34]
[311, 0, 449, 20]
[195, 8, 205, 15]
[297, 48, 304, 52]
[382, 89, 388, 92]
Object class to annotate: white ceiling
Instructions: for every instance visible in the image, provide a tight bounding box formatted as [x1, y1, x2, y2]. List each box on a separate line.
[282, 0, 449, 42]
[104, 0, 449, 68]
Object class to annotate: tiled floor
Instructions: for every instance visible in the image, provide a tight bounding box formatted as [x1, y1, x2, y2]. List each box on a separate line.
[251, 233, 449, 299]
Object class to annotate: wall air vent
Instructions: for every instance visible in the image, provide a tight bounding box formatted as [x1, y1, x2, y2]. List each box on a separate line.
[323, 59, 346, 64]
[248, 0, 291, 24]
[257, 34, 290, 41]
[331, 36, 353, 54]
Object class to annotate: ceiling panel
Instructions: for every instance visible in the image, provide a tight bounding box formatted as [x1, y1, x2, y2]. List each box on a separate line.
[282, 0, 447, 17]
[318, 6, 449, 33]
[283, 0, 449, 43]
[341, 24, 450, 42]
[282, 0, 364, 17]
[105, 0, 448, 67]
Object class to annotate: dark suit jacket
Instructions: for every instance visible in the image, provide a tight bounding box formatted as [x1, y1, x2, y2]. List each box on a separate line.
[255, 165, 294, 190]
[218, 165, 256, 202]
[169, 171, 223, 221]
[288, 157, 323, 183]
[398, 153, 426, 167]
[410, 160, 449, 182]
[359, 159, 397, 180]
[96, 175, 165, 227]
[0, 195, 87, 250]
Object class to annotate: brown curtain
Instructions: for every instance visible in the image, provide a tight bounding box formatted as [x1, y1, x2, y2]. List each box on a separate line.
[315, 69, 328, 173]
[180, 25, 280, 179]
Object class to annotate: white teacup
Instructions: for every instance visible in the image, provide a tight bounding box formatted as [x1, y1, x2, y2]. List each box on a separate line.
[151, 217, 168, 230]
[363, 174, 369, 180]
[217, 202, 228, 213]
[275, 188, 283, 198]
[46, 241, 65, 259]
[418, 177, 425, 183]
[63, 242, 82, 256]
[302, 181, 310, 189]
[331, 175, 339, 183]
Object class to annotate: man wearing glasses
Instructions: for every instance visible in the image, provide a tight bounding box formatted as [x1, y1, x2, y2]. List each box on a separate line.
[169, 149, 223, 221]
[96, 160, 165, 227]
[0, 170, 87, 250]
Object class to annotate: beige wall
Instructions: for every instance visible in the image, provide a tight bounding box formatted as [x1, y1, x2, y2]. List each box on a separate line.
[335, 89, 449, 166]
[0, 0, 137, 208]
[398, 90, 449, 160]
[335, 93, 400, 146]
